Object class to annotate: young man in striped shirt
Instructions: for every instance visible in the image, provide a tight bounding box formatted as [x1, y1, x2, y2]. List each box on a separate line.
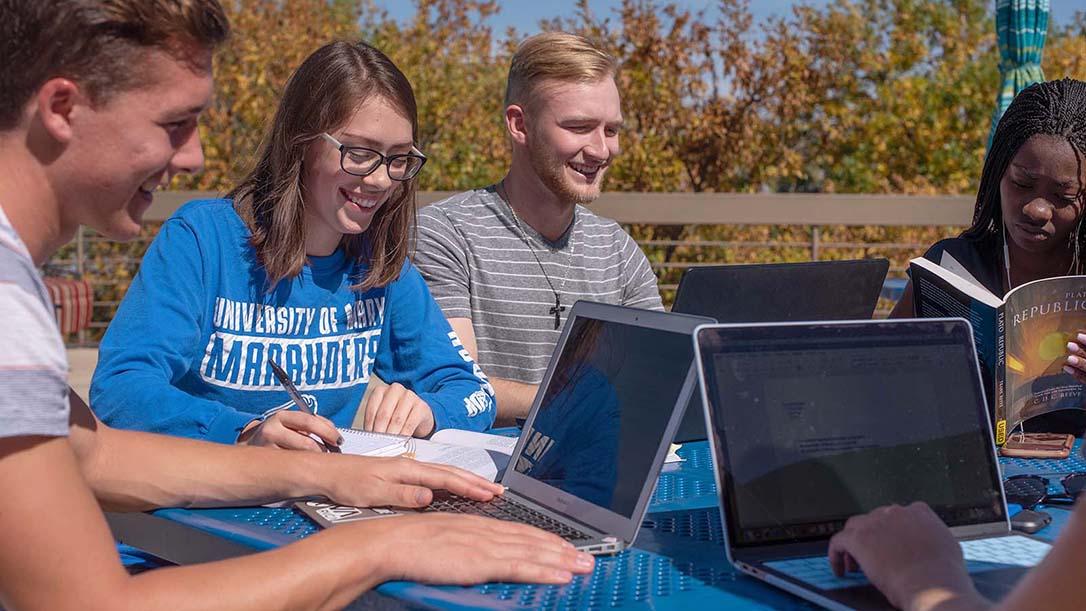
[414, 32, 663, 423]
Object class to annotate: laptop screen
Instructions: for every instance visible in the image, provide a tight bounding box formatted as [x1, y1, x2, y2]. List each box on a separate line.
[513, 315, 695, 519]
[698, 320, 1005, 548]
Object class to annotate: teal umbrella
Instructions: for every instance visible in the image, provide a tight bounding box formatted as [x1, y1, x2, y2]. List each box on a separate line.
[989, 0, 1049, 144]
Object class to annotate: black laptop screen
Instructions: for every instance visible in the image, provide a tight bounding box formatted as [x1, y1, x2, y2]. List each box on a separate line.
[699, 321, 1005, 548]
[513, 316, 694, 519]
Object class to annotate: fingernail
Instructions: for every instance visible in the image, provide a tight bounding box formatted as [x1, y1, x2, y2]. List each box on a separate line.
[1065, 366, 1077, 376]
[416, 489, 428, 505]
[1069, 355, 1080, 366]
[1078, 333, 1086, 344]
[337, 435, 345, 445]
[576, 553, 594, 568]
[1069, 342, 1080, 353]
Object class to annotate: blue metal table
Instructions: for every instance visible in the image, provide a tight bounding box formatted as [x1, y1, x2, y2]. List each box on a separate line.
[109, 441, 1081, 609]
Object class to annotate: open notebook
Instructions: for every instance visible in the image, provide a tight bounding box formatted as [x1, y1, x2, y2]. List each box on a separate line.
[337, 427, 518, 481]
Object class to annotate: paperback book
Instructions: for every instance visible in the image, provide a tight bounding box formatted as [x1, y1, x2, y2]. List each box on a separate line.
[910, 255, 1086, 444]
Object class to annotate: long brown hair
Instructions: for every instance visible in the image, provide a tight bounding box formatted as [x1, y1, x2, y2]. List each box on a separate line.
[230, 40, 419, 290]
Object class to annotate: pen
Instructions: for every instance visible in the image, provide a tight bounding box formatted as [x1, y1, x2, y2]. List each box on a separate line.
[268, 360, 341, 452]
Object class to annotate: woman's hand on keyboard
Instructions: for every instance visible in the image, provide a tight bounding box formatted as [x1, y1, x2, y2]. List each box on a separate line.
[353, 513, 595, 585]
[828, 502, 989, 611]
[319, 456, 503, 508]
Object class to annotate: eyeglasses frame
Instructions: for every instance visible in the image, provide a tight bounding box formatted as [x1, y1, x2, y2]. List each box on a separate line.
[320, 132, 427, 181]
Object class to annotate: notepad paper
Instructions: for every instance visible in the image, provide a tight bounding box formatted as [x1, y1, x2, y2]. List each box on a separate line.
[336, 428, 517, 481]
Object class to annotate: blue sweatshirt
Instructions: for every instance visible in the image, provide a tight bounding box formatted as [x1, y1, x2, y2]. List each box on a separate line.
[92, 199, 496, 442]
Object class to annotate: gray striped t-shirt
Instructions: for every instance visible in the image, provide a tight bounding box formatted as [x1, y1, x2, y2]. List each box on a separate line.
[0, 205, 69, 438]
[413, 186, 662, 385]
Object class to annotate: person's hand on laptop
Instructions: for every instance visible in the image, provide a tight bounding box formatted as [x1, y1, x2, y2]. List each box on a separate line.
[344, 513, 595, 586]
[362, 382, 436, 437]
[238, 410, 342, 451]
[319, 455, 503, 509]
[828, 502, 989, 611]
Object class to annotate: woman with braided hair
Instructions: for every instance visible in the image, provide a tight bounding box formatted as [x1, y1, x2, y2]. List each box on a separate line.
[893, 78, 1086, 432]
[893, 78, 1086, 314]
[833, 79, 1086, 611]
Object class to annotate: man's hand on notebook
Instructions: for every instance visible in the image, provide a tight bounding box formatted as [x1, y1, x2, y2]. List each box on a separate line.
[319, 455, 501, 509]
[349, 513, 595, 585]
[828, 502, 989, 611]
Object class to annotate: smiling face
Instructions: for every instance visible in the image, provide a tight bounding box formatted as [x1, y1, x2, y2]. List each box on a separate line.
[61, 48, 212, 241]
[1000, 134, 1086, 262]
[523, 77, 622, 204]
[301, 96, 414, 256]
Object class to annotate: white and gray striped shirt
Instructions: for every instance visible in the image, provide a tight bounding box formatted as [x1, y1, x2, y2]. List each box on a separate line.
[0, 205, 69, 438]
[413, 187, 662, 385]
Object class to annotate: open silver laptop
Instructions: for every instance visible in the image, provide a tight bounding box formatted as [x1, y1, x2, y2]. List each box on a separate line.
[694, 319, 1052, 609]
[357, 301, 712, 554]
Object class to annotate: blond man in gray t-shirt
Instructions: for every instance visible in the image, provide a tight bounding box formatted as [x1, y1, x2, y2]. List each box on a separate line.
[414, 32, 663, 424]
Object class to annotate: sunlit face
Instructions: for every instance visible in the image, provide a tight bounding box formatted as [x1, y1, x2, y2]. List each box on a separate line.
[1000, 134, 1086, 259]
[62, 49, 212, 241]
[523, 77, 622, 204]
[302, 96, 413, 255]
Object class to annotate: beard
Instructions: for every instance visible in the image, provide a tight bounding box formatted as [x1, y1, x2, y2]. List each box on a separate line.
[526, 133, 607, 206]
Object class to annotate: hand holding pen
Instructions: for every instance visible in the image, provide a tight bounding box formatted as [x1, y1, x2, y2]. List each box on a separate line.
[236, 361, 343, 452]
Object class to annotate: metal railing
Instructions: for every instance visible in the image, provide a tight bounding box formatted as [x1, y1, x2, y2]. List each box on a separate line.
[48, 190, 975, 344]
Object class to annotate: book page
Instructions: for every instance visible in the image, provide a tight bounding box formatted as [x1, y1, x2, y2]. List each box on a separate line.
[430, 429, 518, 455]
[336, 428, 509, 481]
[938, 251, 992, 295]
[413, 442, 510, 482]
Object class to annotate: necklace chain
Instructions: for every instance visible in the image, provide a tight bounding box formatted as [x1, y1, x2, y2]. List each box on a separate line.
[497, 181, 575, 329]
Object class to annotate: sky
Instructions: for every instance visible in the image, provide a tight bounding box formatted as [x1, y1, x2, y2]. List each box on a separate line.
[371, 1, 1081, 34]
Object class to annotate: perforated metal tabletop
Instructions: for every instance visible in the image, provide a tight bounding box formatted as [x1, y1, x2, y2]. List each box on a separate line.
[113, 441, 1079, 609]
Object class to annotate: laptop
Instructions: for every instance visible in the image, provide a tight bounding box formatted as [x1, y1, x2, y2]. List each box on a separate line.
[694, 319, 1052, 610]
[334, 301, 712, 555]
[672, 258, 890, 442]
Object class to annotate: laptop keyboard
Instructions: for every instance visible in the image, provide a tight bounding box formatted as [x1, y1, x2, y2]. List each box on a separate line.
[764, 535, 1052, 591]
[423, 492, 595, 542]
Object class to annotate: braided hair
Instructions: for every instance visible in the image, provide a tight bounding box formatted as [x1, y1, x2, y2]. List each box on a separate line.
[961, 78, 1086, 272]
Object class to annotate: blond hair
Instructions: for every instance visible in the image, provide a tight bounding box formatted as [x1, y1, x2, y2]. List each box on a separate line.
[504, 32, 616, 110]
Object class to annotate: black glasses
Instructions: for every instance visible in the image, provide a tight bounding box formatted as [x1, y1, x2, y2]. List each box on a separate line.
[321, 133, 426, 181]
[1003, 473, 1086, 508]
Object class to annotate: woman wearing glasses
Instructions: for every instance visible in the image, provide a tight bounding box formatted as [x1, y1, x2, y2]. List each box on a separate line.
[90, 41, 497, 450]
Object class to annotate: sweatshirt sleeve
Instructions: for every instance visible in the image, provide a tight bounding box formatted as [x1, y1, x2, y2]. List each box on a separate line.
[373, 262, 496, 432]
[90, 215, 255, 443]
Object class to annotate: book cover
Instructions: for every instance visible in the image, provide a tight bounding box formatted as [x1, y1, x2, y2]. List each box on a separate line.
[1004, 279, 1086, 431]
[910, 256, 1086, 443]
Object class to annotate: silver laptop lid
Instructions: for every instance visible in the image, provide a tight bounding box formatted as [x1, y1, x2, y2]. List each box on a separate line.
[501, 300, 713, 544]
[694, 319, 1008, 553]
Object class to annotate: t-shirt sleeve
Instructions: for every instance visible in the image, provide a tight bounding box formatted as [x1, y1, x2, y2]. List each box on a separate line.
[0, 267, 69, 438]
[617, 230, 664, 311]
[413, 207, 473, 319]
